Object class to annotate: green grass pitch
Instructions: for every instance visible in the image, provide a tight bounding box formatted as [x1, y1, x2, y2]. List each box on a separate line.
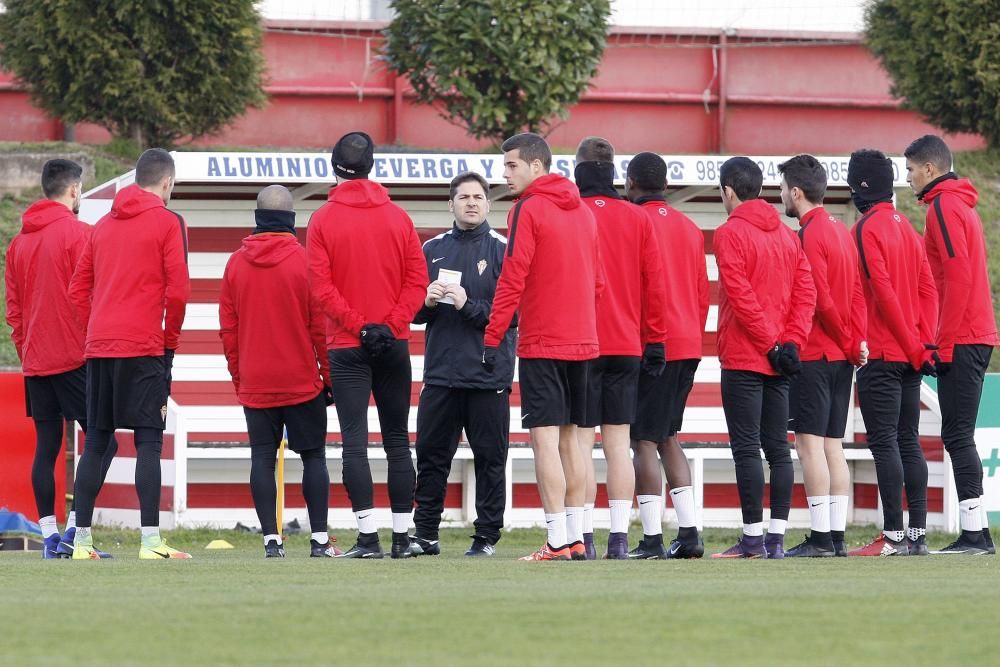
[2, 526, 998, 666]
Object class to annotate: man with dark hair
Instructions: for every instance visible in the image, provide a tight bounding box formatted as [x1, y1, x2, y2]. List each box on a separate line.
[905, 135, 998, 555]
[573, 138, 668, 560]
[847, 148, 939, 557]
[220, 185, 340, 559]
[712, 157, 816, 559]
[68, 148, 191, 559]
[409, 172, 516, 557]
[5, 159, 118, 558]
[307, 131, 428, 559]
[778, 154, 868, 558]
[625, 152, 709, 560]
[484, 132, 603, 561]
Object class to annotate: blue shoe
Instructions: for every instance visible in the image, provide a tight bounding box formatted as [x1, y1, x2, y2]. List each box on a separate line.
[764, 532, 785, 559]
[583, 532, 597, 560]
[43, 534, 62, 559]
[59, 528, 113, 559]
[712, 534, 766, 559]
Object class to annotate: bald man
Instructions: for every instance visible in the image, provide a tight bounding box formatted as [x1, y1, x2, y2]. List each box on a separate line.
[220, 185, 339, 558]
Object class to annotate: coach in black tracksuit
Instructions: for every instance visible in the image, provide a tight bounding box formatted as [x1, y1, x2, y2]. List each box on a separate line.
[410, 172, 516, 557]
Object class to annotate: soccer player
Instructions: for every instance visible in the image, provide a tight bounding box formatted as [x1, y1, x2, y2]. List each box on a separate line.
[625, 152, 710, 559]
[307, 132, 428, 559]
[847, 149, 939, 557]
[410, 172, 516, 557]
[484, 132, 603, 561]
[904, 135, 998, 555]
[68, 148, 191, 560]
[4, 159, 118, 559]
[711, 157, 816, 559]
[778, 155, 868, 558]
[219, 185, 340, 559]
[573, 138, 668, 560]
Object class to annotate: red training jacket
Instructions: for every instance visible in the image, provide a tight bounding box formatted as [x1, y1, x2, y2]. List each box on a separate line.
[639, 199, 709, 360]
[68, 185, 190, 358]
[4, 200, 90, 375]
[485, 174, 603, 360]
[796, 207, 867, 363]
[582, 195, 667, 356]
[306, 179, 427, 349]
[715, 198, 816, 375]
[219, 233, 330, 409]
[851, 202, 938, 366]
[921, 177, 999, 361]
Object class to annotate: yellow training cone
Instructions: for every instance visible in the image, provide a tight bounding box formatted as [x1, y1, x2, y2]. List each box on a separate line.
[205, 539, 235, 550]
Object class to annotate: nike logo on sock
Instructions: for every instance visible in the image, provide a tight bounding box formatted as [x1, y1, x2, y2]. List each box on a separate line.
[810, 503, 823, 507]
[432, 257, 445, 263]
[639, 500, 654, 505]
[358, 513, 372, 520]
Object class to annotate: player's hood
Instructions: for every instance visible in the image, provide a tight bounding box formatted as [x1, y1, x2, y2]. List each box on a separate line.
[110, 184, 165, 220]
[521, 173, 581, 210]
[20, 199, 74, 233]
[239, 232, 300, 267]
[328, 178, 391, 208]
[728, 198, 781, 231]
[920, 173, 978, 208]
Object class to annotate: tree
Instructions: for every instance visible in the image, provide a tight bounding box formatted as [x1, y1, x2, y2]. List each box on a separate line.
[0, 0, 267, 148]
[864, 0, 1000, 147]
[383, 0, 611, 144]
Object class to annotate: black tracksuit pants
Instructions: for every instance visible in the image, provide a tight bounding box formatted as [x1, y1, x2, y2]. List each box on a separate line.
[721, 370, 793, 525]
[413, 385, 510, 544]
[329, 341, 415, 514]
[856, 360, 927, 531]
[938, 344, 993, 501]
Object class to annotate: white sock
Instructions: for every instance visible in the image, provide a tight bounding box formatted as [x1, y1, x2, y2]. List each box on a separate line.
[768, 518, 788, 535]
[39, 515, 58, 539]
[670, 486, 696, 528]
[140, 526, 160, 544]
[355, 510, 377, 534]
[264, 533, 282, 545]
[310, 531, 327, 545]
[65, 511, 76, 532]
[391, 512, 411, 534]
[74, 526, 92, 544]
[637, 495, 663, 536]
[609, 499, 631, 534]
[544, 512, 567, 548]
[807, 496, 831, 533]
[565, 506, 583, 544]
[884, 529, 905, 542]
[829, 495, 848, 532]
[959, 498, 983, 532]
[582, 503, 594, 534]
[906, 527, 925, 541]
[743, 522, 764, 537]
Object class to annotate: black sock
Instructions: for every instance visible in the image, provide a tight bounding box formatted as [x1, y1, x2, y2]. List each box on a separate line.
[810, 530, 834, 547]
[831, 530, 845, 544]
[643, 533, 663, 545]
[961, 529, 986, 544]
[677, 526, 698, 542]
[358, 531, 380, 547]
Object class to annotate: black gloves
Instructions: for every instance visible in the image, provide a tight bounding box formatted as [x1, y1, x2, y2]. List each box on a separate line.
[919, 343, 941, 377]
[768, 342, 801, 377]
[323, 385, 335, 406]
[360, 323, 395, 358]
[482, 346, 499, 372]
[164, 348, 176, 395]
[767, 343, 782, 373]
[641, 342, 666, 377]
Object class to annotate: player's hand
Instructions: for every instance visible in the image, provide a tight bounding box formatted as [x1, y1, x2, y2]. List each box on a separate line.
[323, 385, 335, 406]
[164, 348, 176, 395]
[909, 343, 939, 376]
[859, 340, 869, 366]
[447, 284, 468, 310]
[777, 342, 801, 377]
[425, 281, 446, 308]
[482, 346, 498, 372]
[641, 342, 666, 377]
[767, 342, 782, 373]
[360, 323, 396, 358]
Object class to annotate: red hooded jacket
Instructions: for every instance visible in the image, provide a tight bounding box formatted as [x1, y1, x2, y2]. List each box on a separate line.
[68, 185, 190, 358]
[715, 198, 816, 375]
[920, 177, 999, 361]
[219, 233, 330, 409]
[639, 198, 709, 360]
[306, 179, 427, 349]
[851, 202, 938, 366]
[583, 195, 667, 356]
[485, 174, 603, 360]
[797, 207, 867, 363]
[4, 200, 90, 375]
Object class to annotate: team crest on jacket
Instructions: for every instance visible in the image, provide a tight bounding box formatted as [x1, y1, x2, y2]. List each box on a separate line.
[477, 259, 487, 275]
[658, 207, 667, 216]
[595, 199, 606, 207]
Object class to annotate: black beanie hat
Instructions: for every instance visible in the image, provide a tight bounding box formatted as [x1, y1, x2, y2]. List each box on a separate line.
[331, 132, 375, 179]
[847, 151, 894, 210]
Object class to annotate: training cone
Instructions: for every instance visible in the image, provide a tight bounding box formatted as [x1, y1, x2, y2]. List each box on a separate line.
[205, 539, 235, 550]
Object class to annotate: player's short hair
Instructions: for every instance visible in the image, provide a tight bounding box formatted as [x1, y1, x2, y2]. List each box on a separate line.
[135, 148, 175, 187]
[41, 159, 83, 198]
[256, 184, 293, 211]
[626, 152, 667, 192]
[778, 154, 827, 205]
[449, 171, 489, 200]
[903, 134, 952, 172]
[576, 136, 615, 163]
[501, 132, 552, 171]
[720, 157, 763, 201]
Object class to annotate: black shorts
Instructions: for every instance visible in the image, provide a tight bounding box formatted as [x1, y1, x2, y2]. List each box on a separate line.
[518, 358, 595, 428]
[788, 359, 854, 438]
[244, 392, 328, 454]
[582, 355, 640, 427]
[631, 358, 700, 442]
[24, 365, 87, 421]
[87, 356, 169, 431]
